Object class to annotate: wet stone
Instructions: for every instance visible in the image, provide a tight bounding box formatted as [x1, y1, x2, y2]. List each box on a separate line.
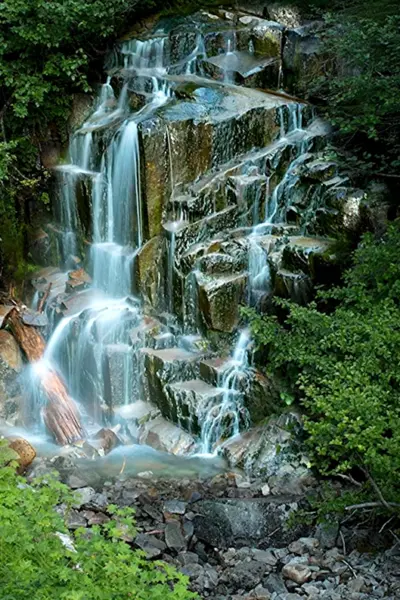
[163, 500, 187, 515]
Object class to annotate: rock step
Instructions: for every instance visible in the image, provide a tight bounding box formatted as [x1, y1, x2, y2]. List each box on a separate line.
[202, 52, 280, 89]
[165, 379, 225, 435]
[199, 356, 230, 386]
[141, 346, 209, 426]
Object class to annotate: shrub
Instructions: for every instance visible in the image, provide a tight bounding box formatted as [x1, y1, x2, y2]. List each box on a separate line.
[0, 458, 197, 600]
[245, 224, 400, 510]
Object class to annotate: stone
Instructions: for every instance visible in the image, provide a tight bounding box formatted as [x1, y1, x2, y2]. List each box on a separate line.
[196, 271, 247, 333]
[135, 533, 166, 558]
[165, 379, 223, 434]
[72, 487, 96, 509]
[138, 415, 196, 455]
[283, 23, 325, 96]
[282, 563, 312, 585]
[67, 509, 88, 530]
[251, 549, 277, 566]
[288, 538, 319, 555]
[347, 577, 365, 593]
[193, 497, 307, 549]
[228, 560, 267, 591]
[178, 552, 199, 566]
[222, 419, 298, 479]
[315, 521, 339, 550]
[7, 438, 36, 471]
[261, 483, 271, 496]
[181, 563, 205, 579]
[135, 236, 165, 310]
[165, 522, 186, 552]
[263, 573, 287, 595]
[164, 500, 187, 515]
[92, 428, 122, 455]
[67, 474, 90, 489]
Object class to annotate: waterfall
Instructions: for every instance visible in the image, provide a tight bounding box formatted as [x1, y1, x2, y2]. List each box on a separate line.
[18, 16, 324, 464]
[199, 330, 251, 455]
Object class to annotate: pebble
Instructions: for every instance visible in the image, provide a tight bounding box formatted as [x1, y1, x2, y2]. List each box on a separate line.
[282, 563, 312, 584]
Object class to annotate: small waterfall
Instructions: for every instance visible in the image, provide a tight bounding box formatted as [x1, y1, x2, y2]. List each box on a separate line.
[199, 330, 251, 454]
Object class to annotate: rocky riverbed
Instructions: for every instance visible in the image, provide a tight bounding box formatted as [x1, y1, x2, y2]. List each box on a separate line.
[25, 453, 400, 600]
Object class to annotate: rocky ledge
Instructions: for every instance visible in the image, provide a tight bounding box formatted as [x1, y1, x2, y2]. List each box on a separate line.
[25, 457, 400, 600]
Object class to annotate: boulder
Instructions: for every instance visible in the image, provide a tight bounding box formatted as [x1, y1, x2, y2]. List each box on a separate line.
[193, 496, 307, 548]
[138, 415, 196, 455]
[7, 437, 36, 471]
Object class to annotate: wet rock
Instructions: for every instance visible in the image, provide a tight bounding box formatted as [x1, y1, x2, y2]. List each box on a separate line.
[165, 522, 186, 552]
[92, 428, 122, 455]
[282, 562, 312, 584]
[196, 271, 247, 333]
[165, 379, 223, 434]
[141, 346, 202, 420]
[135, 236, 165, 310]
[138, 415, 196, 455]
[222, 416, 310, 485]
[283, 23, 325, 95]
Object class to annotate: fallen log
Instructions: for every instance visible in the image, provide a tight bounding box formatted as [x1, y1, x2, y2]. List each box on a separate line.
[2, 307, 84, 445]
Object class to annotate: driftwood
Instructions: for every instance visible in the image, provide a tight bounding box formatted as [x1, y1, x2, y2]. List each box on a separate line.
[2, 307, 84, 445]
[37, 282, 52, 314]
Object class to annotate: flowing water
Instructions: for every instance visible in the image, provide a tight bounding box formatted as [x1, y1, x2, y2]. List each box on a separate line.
[199, 330, 251, 455]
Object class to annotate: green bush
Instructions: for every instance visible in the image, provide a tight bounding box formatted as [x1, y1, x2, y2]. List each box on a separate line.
[0, 460, 197, 600]
[245, 224, 400, 510]
[312, 8, 400, 178]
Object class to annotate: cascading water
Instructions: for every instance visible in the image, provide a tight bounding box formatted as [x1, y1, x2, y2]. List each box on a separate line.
[248, 103, 308, 301]
[199, 330, 252, 455]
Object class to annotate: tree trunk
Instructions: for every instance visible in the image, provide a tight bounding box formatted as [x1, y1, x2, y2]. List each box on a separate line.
[2, 307, 84, 445]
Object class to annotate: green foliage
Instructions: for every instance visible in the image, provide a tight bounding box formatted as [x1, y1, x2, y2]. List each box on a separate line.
[312, 8, 400, 176]
[245, 224, 400, 508]
[0, 462, 197, 600]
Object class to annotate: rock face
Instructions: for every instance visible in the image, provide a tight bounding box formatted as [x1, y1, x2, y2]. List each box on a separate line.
[0, 330, 23, 424]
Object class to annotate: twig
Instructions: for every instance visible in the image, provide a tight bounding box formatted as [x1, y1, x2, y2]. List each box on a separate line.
[389, 530, 400, 550]
[37, 282, 52, 313]
[336, 473, 362, 487]
[341, 559, 357, 577]
[339, 529, 346, 555]
[345, 502, 400, 511]
[379, 516, 394, 534]
[361, 467, 392, 511]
